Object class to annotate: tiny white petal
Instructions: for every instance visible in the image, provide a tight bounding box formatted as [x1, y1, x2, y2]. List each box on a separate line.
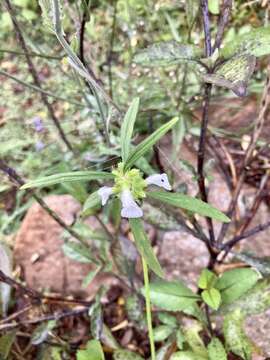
[120, 189, 137, 208]
[120, 189, 143, 218]
[145, 173, 172, 191]
[121, 205, 143, 218]
[98, 186, 113, 206]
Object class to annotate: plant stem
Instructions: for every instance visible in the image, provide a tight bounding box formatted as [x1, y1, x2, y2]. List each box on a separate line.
[142, 256, 156, 360]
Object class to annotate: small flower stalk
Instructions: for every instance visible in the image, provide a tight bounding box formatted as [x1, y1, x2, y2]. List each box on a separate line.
[97, 163, 171, 219]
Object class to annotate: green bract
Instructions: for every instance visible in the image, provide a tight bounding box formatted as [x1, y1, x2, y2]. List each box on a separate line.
[112, 163, 146, 200]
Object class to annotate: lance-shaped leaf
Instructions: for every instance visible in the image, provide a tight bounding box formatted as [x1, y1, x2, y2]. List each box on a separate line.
[147, 191, 230, 222]
[221, 26, 270, 59]
[121, 97, 140, 163]
[216, 268, 260, 305]
[129, 218, 163, 277]
[143, 279, 200, 312]
[223, 309, 253, 360]
[134, 41, 203, 67]
[21, 171, 114, 189]
[124, 117, 178, 170]
[62, 241, 99, 265]
[200, 54, 256, 97]
[0, 332, 16, 359]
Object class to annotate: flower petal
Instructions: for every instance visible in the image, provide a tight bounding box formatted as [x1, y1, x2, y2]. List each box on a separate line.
[145, 173, 172, 191]
[98, 186, 113, 205]
[121, 205, 143, 218]
[120, 189, 143, 218]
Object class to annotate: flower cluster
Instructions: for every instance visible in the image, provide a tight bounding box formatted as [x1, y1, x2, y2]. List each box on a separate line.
[97, 163, 171, 218]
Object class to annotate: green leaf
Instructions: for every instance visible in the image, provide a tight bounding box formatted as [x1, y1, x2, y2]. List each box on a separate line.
[0, 332, 16, 359]
[223, 310, 253, 360]
[125, 294, 146, 330]
[82, 266, 102, 288]
[221, 26, 270, 59]
[62, 241, 99, 265]
[207, 338, 227, 360]
[200, 54, 256, 97]
[21, 171, 114, 189]
[153, 325, 174, 342]
[147, 191, 230, 223]
[172, 114, 186, 161]
[158, 312, 177, 327]
[89, 289, 104, 340]
[171, 351, 205, 360]
[76, 340, 105, 360]
[144, 280, 199, 312]
[38, 0, 57, 33]
[134, 41, 203, 66]
[208, 0, 219, 14]
[81, 191, 102, 217]
[216, 268, 260, 305]
[113, 349, 144, 360]
[22, 8, 37, 20]
[121, 97, 140, 163]
[100, 324, 120, 350]
[31, 320, 56, 345]
[124, 117, 179, 170]
[219, 278, 270, 316]
[202, 288, 221, 310]
[129, 218, 164, 277]
[198, 269, 218, 290]
[176, 328, 185, 350]
[184, 323, 208, 358]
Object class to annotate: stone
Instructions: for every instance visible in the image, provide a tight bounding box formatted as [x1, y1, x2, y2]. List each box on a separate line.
[14, 195, 116, 298]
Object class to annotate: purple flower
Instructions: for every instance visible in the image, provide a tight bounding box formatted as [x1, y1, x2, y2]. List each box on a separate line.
[32, 117, 44, 133]
[35, 141, 45, 152]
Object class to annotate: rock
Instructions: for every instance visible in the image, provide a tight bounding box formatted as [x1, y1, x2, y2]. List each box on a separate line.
[159, 230, 209, 291]
[14, 195, 116, 298]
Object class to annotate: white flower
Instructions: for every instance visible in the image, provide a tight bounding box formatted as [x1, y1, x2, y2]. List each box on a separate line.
[145, 173, 172, 191]
[97, 172, 171, 219]
[120, 189, 143, 218]
[97, 186, 113, 205]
